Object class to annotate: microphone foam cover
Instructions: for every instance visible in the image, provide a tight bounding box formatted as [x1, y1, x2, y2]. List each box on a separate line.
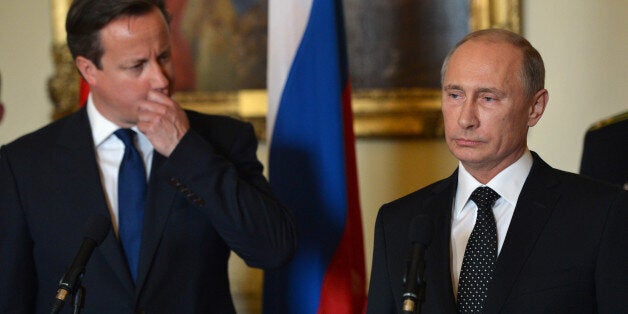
[84, 214, 111, 246]
[408, 214, 434, 247]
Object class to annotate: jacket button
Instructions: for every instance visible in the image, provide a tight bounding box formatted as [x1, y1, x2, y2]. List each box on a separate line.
[169, 177, 182, 187]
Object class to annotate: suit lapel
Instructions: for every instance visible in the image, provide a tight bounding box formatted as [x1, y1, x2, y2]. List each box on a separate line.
[135, 152, 177, 293]
[55, 108, 135, 295]
[484, 153, 561, 312]
[423, 173, 458, 313]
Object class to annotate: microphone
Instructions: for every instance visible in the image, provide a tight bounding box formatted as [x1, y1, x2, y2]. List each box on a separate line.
[50, 214, 111, 314]
[402, 215, 434, 314]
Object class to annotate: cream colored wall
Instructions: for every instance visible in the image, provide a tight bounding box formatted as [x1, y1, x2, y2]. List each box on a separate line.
[0, 0, 626, 313]
[524, 1, 628, 172]
[0, 0, 54, 143]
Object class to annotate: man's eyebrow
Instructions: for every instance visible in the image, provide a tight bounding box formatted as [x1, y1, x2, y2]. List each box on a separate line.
[119, 57, 147, 68]
[442, 85, 506, 97]
[443, 84, 462, 91]
[476, 87, 506, 97]
[159, 45, 171, 56]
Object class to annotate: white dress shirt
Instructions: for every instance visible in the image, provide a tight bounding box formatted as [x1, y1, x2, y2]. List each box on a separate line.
[87, 94, 153, 235]
[450, 150, 533, 297]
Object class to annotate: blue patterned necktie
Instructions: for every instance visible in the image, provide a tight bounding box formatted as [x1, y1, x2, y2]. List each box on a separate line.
[115, 129, 146, 282]
[457, 186, 500, 313]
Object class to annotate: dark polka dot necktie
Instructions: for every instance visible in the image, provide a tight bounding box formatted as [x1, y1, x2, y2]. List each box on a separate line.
[457, 186, 500, 313]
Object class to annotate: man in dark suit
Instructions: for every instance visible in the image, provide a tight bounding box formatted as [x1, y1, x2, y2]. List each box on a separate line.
[0, 0, 296, 313]
[580, 111, 628, 189]
[366, 29, 627, 313]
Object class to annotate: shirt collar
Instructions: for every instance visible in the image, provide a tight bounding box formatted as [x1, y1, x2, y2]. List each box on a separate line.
[86, 93, 150, 151]
[455, 149, 533, 214]
[87, 94, 120, 147]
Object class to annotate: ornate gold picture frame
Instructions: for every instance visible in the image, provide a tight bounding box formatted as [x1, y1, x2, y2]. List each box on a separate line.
[49, 0, 520, 139]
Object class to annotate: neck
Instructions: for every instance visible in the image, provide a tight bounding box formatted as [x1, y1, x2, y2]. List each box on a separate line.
[463, 148, 528, 184]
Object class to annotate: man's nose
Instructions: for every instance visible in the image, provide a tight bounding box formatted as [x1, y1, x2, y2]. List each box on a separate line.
[457, 101, 479, 129]
[148, 61, 170, 95]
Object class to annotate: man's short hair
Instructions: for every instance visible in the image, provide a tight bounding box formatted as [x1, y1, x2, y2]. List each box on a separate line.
[441, 28, 545, 98]
[66, 0, 171, 69]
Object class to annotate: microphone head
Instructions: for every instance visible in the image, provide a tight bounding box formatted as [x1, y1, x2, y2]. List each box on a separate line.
[84, 214, 111, 246]
[408, 214, 434, 247]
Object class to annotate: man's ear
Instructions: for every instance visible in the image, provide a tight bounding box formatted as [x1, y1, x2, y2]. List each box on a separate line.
[527, 89, 548, 127]
[75, 56, 98, 85]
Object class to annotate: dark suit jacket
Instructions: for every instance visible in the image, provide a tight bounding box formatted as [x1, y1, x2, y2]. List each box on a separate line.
[367, 152, 627, 313]
[580, 113, 628, 188]
[0, 108, 296, 313]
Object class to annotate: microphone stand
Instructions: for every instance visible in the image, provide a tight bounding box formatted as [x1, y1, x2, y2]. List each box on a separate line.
[51, 274, 85, 314]
[72, 286, 85, 314]
[402, 259, 426, 314]
[402, 215, 433, 314]
[50, 215, 110, 314]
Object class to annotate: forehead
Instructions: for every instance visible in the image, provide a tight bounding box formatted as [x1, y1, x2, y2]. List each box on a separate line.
[445, 39, 523, 83]
[99, 8, 169, 51]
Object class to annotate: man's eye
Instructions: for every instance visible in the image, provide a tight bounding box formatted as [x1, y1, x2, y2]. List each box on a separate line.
[127, 63, 144, 73]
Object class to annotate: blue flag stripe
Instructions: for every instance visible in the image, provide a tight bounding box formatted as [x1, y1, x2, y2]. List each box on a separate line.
[263, 0, 350, 312]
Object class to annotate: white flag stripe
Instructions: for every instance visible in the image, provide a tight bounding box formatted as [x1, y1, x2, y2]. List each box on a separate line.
[266, 0, 313, 147]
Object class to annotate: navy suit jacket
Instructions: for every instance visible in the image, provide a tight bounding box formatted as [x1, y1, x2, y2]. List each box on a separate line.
[580, 114, 628, 188]
[0, 108, 296, 313]
[367, 152, 627, 313]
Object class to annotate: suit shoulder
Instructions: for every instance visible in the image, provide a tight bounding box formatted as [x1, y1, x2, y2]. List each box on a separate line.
[586, 110, 628, 133]
[553, 167, 622, 195]
[186, 110, 251, 132]
[531, 152, 623, 195]
[378, 177, 453, 222]
[183, 110, 258, 156]
[1, 113, 76, 155]
[384, 177, 452, 208]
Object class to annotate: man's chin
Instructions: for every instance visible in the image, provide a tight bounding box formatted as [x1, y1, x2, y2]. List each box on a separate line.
[117, 116, 138, 129]
[450, 147, 486, 165]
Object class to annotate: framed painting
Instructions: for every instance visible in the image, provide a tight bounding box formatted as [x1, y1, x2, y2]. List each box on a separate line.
[49, 0, 520, 139]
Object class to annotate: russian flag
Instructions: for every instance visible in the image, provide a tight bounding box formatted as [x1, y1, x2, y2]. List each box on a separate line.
[79, 77, 90, 106]
[263, 0, 366, 313]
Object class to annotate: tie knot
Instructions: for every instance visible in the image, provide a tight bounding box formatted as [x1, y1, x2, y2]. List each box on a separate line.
[114, 129, 136, 148]
[470, 186, 500, 209]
